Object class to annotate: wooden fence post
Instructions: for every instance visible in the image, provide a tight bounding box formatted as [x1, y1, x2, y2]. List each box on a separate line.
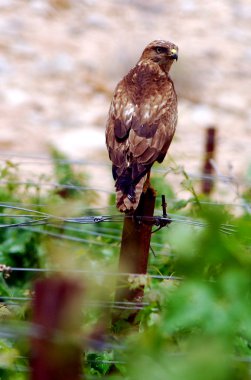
[201, 126, 217, 195]
[113, 185, 156, 325]
[29, 276, 84, 380]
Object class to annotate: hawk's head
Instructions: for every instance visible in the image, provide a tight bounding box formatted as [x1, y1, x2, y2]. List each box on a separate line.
[140, 40, 178, 73]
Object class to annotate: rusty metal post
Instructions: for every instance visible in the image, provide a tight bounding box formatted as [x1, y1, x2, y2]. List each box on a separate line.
[29, 276, 84, 380]
[113, 185, 156, 325]
[201, 126, 217, 195]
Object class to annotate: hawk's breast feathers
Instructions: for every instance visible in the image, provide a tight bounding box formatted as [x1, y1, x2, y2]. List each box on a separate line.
[105, 40, 178, 212]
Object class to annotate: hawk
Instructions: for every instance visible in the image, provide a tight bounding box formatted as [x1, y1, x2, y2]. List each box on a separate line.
[106, 40, 178, 212]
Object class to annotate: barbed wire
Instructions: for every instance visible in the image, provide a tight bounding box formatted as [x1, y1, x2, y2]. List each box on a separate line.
[0, 152, 246, 245]
[0, 203, 236, 234]
[0, 149, 250, 217]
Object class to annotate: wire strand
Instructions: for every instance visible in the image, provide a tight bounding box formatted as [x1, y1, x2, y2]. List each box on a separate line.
[1, 266, 182, 280]
[0, 297, 159, 311]
[0, 207, 236, 234]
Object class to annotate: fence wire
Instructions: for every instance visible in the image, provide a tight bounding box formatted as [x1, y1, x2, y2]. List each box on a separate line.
[0, 151, 249, 378]
[0, 296, 159, 311]
[0, 203, 236, 234]
[0, 265, 181, 281]
[0, 150, 248, 184]
[0, 323, 125, 351]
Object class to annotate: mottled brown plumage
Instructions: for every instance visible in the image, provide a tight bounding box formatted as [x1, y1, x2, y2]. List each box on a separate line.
[106, 40, 178, 212]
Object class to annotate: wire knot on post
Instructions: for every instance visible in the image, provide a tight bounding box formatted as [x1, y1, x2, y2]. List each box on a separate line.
[133, 195, 172, 233]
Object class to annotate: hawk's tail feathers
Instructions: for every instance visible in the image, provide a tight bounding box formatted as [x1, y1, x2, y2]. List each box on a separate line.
[116, 175, 147, 212]
[115, 168, 135, 200]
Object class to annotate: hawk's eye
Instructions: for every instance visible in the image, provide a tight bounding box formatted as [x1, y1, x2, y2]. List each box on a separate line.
[155, 46, 168, 54]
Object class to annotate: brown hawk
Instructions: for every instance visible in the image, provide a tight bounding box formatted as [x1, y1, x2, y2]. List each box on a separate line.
[106, 40, 178, 212]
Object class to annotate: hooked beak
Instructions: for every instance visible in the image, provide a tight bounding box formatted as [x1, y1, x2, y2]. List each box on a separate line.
[170, 48, 178, 61]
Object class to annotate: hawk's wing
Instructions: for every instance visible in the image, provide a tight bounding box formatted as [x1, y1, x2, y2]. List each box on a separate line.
[106, 69, 177, 187]
[106, 83, 135, 177]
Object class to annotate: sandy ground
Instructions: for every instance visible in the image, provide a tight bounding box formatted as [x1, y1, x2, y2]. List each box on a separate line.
[0, 0, 250, 204]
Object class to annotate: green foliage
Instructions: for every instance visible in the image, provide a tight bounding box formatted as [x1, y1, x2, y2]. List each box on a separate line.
[121, 197, 251, 379]
[50, 147, 89, 198]
[0, 155, 251, 379]
[86, 351, 118, 376]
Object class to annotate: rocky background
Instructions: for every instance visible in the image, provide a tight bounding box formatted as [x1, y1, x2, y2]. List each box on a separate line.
[0, 0, 250, 200]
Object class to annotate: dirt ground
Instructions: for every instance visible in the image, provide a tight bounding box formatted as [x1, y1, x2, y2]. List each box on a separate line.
[0, 0, 250, 203]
